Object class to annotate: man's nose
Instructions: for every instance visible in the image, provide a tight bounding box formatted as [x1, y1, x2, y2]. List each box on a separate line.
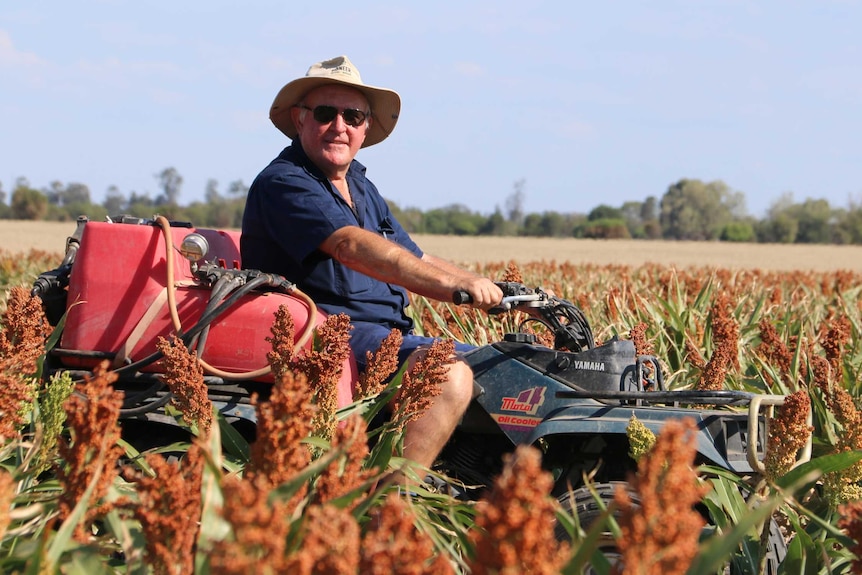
[328, 113, 348, 131]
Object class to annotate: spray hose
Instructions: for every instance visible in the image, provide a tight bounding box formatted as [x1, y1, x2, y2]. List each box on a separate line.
[153, 215, 318, 381]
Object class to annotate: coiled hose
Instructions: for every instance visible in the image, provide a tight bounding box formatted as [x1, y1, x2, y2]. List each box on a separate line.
[115, 216, 318, 380]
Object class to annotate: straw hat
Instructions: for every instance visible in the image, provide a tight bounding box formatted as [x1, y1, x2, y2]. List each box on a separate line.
[269, 55, 401, 148]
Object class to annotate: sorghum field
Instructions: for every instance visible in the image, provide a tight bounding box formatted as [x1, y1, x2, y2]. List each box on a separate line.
[2, 220, 862, 573]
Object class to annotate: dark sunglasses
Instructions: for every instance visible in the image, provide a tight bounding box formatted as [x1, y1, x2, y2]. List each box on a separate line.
[299, 105, 368, 128]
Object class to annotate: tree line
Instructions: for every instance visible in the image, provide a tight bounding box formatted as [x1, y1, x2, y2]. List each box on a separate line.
[2, 169, 862, 245]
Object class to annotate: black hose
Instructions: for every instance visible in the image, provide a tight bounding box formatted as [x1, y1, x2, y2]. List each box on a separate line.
[189, 274, 244, 355]
[113, 273, 277, 374]
[121, 380, 165, 408]
[119, 392, 173, 417]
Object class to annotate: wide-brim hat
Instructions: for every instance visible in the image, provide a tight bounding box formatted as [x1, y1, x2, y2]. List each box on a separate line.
[269, 55, 401, 148]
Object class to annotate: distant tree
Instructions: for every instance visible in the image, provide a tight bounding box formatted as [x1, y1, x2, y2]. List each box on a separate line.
[505, 179, 526, 225]
[619, 201, 645, 238]
[792, 198, 835, 243]
[227, 179, 249, 197]
[755, 215, 798, 243]
[521, 213, 545, 237]
[104, 186, 126, 216]
[642, 219, 662, 239]
[659, 179, 745, 240]
[720, 221, 756, 242]
[836, 199, 862, 244]
[423, 204, 485, 235]
[65, 183, 91, 206]
[544, 211, 578, 237]
[577, 218, 631, 239]
[756, 192, 797, 243]
[155, 167, 183, 206]
[521, 211, 574, 237]
[0, 181, 8, 218]
[640, 196, 662, 238]
[11, 183, 48, 220]
[479, 208, 510, 236]
[126, 191, 155, 218]
[207, 201, 237, 228]
[386, 200, 423, 234]
[641, 196, 659, 221]
[205, 179, 222, 203]
[45, 181, 65, 205]
[588, 204, 623, 221]
[758, 193, 838, 244]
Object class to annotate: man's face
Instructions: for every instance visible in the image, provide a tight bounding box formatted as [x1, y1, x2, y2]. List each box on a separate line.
[292, 84, 371, 179]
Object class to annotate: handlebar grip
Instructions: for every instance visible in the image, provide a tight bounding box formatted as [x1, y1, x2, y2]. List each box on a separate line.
[453, 290, 472, 305]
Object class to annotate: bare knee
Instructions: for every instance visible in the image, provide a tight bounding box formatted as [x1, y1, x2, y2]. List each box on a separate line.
[440, 359, 474, 410]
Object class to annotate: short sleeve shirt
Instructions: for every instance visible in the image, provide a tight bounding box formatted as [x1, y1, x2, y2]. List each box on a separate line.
[240, 142, 422, 331]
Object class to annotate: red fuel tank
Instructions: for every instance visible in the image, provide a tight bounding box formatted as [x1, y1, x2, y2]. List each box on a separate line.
[59, 220, 357, 409]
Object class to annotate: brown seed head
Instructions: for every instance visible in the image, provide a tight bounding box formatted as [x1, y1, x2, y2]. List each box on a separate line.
[314, 413, 375, 508]
[156, 336, 212, 436]
[613, 418, 709, 575]
[764, 390, 813, 481]
[209, 474, 292, 574]
[56, 361, 124, 541]
[246, 370, 314, 498]
[129, 443, 204, 575]
[356, 328, 403, 399]
[360, 493, 455, 575]
[284, 504, 360, 574]
[292, 313, 352, 442]
[391, 339, 453, 431]
[468, 445, 569, 575]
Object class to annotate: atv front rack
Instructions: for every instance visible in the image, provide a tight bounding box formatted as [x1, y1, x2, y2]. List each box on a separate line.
[555, 388, 813, 474]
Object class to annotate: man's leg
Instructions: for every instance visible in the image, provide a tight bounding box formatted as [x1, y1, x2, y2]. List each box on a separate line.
[348, 323, 475, 474]
[399, 352, 474, 470]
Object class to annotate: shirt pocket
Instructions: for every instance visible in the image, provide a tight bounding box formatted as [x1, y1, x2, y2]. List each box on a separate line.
[334, 263, 376, 296]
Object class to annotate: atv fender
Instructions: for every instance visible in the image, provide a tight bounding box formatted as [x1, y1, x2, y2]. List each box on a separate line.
[524, 404, 759, 474]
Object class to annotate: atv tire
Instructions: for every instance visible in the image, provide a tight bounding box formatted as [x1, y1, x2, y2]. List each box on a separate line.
[555, 482, 786, 574]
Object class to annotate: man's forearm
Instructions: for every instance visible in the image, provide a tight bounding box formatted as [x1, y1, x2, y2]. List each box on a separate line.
[322, 226, 462, 301]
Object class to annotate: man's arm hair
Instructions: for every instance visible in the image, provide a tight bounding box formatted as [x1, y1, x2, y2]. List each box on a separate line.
[319, 226, 500, 306]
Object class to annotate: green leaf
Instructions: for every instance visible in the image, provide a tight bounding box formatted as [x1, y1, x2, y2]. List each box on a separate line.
[217, 414, 250, 463]
[561, 504, 613, 575]
[46, 444, 108, 566]
[687, 496, 780, 575]
[196, 410, 230, 573]
[775, 450, 862, 491]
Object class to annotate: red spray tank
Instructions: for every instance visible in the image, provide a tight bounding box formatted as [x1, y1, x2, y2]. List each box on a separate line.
[54, 217, 357, 411]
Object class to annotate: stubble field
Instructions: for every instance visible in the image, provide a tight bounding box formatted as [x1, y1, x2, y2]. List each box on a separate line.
[4, 219, 862, 272]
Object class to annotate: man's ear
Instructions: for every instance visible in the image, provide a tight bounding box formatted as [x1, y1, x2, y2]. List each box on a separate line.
[291, 105, 305, 131]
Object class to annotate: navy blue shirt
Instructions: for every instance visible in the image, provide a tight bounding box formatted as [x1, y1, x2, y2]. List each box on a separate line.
[240, 142, 422, 330]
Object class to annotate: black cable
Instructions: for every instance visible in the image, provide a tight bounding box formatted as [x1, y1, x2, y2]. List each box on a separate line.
[119, 392, 173, 417]
[113, 273, 278, 374]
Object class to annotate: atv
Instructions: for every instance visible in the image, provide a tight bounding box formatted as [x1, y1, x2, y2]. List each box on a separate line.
[33, 215, 810, 572]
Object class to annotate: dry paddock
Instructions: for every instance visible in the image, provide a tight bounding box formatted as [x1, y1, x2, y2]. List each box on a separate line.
[2, 219, 861, 272]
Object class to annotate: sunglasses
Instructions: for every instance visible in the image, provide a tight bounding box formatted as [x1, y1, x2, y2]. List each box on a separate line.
[299, 105, 368, 128]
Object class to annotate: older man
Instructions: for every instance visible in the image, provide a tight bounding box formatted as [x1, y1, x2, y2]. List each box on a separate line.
[241, 55, 502, 471]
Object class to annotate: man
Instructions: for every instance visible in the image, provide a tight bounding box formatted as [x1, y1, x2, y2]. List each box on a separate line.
[241, 55, 503, 472]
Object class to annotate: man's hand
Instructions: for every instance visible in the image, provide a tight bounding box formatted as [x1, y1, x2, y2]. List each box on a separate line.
[457, 277, 504, 311]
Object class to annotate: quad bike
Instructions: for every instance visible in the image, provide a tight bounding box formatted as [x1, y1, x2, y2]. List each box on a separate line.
[32, 216, 810, 572]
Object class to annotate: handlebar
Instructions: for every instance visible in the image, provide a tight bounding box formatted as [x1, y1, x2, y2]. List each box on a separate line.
[452, 282, 596, 352]
[452, 289, 543, 310]
[452, 290, 472, 305]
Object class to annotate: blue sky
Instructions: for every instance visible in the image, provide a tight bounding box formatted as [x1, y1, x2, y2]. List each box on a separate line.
[2, 1, 860, 218]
